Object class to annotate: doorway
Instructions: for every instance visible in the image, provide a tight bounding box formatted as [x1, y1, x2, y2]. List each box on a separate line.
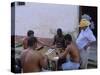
[79, 6, 97, 39]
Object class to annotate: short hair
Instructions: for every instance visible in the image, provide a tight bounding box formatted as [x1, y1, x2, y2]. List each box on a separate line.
[57, 28, 62, 33]
[27, 36, 37, 47]
[64, 34, 72, 41]
[27, 30, 34, 37]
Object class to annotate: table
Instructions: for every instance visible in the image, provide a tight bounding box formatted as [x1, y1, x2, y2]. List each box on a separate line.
[38, 46, 64, 71]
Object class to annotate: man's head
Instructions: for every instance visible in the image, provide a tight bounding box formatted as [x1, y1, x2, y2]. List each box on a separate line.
[64, 34, 72, 45]
[79, 18, 91, 30]
[57, 28, 62, 37]
[27, 36, 37, 49]
[27, 30, 34, 37]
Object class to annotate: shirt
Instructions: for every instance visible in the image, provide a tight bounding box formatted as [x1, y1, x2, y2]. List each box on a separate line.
[76, 27, 96, 49]
[54, 35, 65, 48]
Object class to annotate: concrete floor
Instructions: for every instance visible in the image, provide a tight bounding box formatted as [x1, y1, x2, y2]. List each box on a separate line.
[87, 42, 97, 68]
[15, 41, 97, 69]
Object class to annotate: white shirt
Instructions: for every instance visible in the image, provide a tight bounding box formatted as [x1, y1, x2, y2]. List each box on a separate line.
[76, 27, 96, 49]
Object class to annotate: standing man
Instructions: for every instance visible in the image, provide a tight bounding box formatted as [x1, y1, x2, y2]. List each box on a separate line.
[76, 15, 96, 69]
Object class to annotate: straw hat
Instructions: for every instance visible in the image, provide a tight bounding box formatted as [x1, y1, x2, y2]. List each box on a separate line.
[79, 19, 91, 27]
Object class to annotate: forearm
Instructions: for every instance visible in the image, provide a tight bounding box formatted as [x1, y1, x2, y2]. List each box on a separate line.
[86, 41, 95, 47]
[59, 53, 65, 59]
[59, 47, 69, 59]
[58, 51, 67, 59]
[84, 42, 92, 50]
[38, 40, 44, 45]
[43, 57, 48, 69]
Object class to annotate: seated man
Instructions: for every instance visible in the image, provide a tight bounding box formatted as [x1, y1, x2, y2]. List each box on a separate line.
[21, 36, 48, 73]
[57, 34, 80, 70]
[23, 30, 46, 50]
[23, 30, 35, 49]
[52, 28, 65, 52]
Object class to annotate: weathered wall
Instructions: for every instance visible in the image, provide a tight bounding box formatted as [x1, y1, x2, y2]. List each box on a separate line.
[15, 2, 79, 39]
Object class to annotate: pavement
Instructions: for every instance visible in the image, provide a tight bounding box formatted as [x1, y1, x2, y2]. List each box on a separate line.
[15, 41, 97, 69]
[87, 42, 97, 68]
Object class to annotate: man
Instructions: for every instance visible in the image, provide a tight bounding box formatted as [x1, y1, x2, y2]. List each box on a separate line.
[57, 34, 80, 70]
[21, 37, 48, 72]
[76, 17, 96, 69]
[52, 28, 65, 52]
[23, 30, 45, 49]
[23, 30, 35, 49]
[81, 14, 95, 30]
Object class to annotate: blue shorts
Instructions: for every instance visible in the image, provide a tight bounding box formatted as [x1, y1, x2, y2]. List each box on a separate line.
[62, 60, 80, 70]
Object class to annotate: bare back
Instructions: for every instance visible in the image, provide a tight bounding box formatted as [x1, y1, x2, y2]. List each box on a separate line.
[21, 49, 43, 72]
[68, 42, 80, 63]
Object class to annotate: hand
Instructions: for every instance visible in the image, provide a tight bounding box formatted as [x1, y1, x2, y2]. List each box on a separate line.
[84, 43, 91, 50]
[50, 45, 56, 49]
[56, 52, 59, 55]
[84, 45, 88, 50]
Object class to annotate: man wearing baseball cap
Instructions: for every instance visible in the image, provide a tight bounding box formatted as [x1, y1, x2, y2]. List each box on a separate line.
[76, 15, 96, 69]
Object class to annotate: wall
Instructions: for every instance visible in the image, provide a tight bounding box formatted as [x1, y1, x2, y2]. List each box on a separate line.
[15, 2, 79, 39]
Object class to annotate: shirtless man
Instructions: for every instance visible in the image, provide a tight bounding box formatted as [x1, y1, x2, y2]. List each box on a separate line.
[21, 37, 48, 73]
[23, 30, 46, 49]
[58, 34, 80, 70]
[23, 30, 35, 49]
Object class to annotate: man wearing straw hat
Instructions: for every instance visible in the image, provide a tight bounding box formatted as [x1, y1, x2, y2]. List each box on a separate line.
[76, 14, 96, 69]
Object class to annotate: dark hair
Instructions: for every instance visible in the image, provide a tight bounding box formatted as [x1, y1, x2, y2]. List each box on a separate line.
[27, 36, 37, 47]
[27, 30, 34, 37]
[57, 28, 62, 36]
[64, 34, 72, 41]
[57, 28, 62, 33]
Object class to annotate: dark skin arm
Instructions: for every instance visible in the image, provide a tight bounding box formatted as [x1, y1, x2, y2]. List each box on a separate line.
[23, 38, 28, 49]
[21, 51, 27, 68]
[58, 46, 70, 59]
[37, 38, 50, 47]
[39, 53, 48, 69]
[37, 39, 44, 45]
[50, 36, 56, 49]
[53, 36, 56, 45]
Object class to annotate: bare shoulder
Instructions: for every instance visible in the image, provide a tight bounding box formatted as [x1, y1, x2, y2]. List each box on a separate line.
[22, 49, 28, 53]
[66, 43, 76, 50]
[67, 44, 71, 49]
[71, 42, 79, 52]
[23, 37, 28, 42]
[21, 49, 28, 57]
[37, 51, 43, 57]
[70, 42, 76, 47]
